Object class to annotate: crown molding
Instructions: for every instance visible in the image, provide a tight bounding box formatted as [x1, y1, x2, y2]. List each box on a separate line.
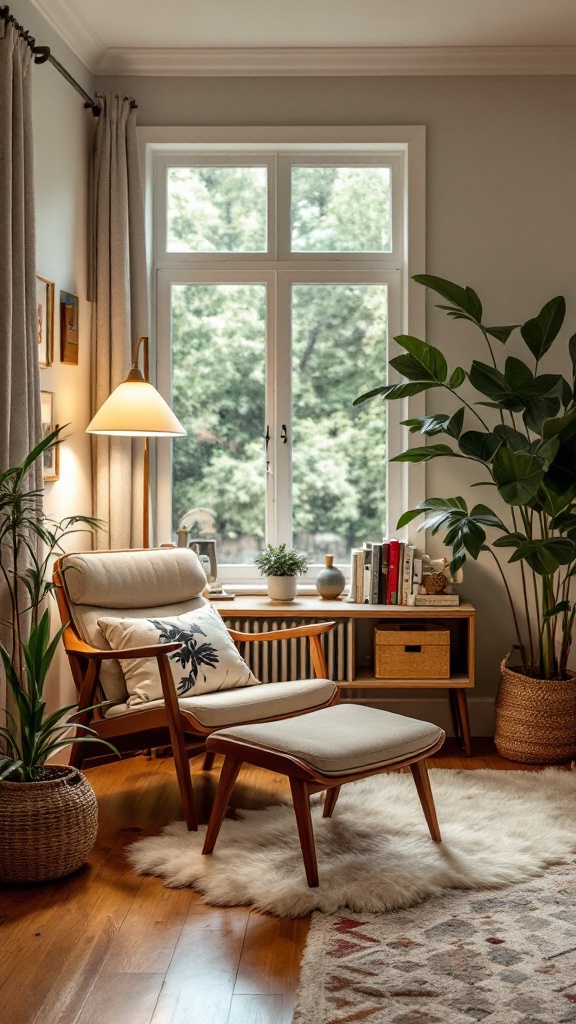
[29, 0, 105, 72]
[95, 45, 576, 77]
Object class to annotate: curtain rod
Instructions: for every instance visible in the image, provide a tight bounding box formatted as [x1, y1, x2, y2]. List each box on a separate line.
[0, 5, 137, 117]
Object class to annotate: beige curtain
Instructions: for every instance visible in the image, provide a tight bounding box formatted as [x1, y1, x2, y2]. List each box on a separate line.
[0, 23, 41, 727]
[91, 93, 148, 549]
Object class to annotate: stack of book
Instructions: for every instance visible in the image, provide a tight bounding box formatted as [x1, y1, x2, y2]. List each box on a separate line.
[346, 541, 459, 606]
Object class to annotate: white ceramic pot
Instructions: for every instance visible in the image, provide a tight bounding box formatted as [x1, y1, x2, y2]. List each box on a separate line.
[267, 575, 298, 601]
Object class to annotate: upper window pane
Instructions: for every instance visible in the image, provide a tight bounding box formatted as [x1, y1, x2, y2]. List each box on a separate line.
[166, 166, 268, 252]
[291, 166, 391, 253]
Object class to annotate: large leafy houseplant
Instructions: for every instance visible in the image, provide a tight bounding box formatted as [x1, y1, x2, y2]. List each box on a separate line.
[355, 275, 576, 683]
[0, 427, 116, 782]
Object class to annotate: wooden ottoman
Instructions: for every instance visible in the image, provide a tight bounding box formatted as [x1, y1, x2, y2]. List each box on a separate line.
[202, 704, 446, 887]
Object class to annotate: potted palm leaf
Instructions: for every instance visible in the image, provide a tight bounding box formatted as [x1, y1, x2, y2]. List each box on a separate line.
[0, 427, 117, 883]
[355, 274, 576, 764]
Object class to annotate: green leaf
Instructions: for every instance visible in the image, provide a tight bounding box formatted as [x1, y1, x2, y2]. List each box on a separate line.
[449, 367, 466, 389]
[391, 444, 457, 464]
[468, 504, 509, 530]
[401, 414, 451, 435]
[391, 335, 448, 384]
[541, 405, 576, 442]
[458, 431, 502, 463]
[485, 325, 519, 344]
[493, 424, 531, 452]
[446, 408, 465, 438]
[569, 334, 576, 377]
[523, 395, 561, 434]
[353, 381, 436, 405]
[353, 385, 389, 405]
[469, 361, 524, 412]
[396, 508, 426, 529]
[509, 537, 576, 575]
[543, 601, 571, 622]
[520, 296, 566, 361]
[413, 275, 483, 323]
[492, 448, 545, 505]
[493, 532, 527, 548]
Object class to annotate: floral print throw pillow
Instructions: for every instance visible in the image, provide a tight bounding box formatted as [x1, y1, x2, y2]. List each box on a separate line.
[97, 604, 258, 705]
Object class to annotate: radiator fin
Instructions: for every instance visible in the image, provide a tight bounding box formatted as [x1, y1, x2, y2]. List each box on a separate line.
[224, 617, 352, 682]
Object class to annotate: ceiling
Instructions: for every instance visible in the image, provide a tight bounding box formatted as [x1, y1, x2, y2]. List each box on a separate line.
[30, 0, 576, 76]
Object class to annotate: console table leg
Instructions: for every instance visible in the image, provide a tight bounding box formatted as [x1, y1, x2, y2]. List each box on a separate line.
[455, 688, 472, 757]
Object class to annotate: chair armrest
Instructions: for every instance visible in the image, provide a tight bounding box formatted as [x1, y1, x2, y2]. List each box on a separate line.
[228, 620, 336, 680]
[62, 626, 182, 661]
[227, 620, 336, 643]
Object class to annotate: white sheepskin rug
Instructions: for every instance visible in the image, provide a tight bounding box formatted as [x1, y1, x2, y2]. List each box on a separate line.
[128, 768, 576, 918]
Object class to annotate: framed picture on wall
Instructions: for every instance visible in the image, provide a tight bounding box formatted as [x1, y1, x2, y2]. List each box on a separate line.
[36, 275, 54, 368]
[60, 290, 79, 365]
[40, 390, 59, 482]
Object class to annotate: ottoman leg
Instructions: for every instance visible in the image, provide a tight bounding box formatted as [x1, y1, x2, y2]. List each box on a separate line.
[202, 756, 243, 855]
[322, 785, 341, 819]
[410, 760, 441, 842]
[202, 751, 216, 771]
[290, 778, 319, 888]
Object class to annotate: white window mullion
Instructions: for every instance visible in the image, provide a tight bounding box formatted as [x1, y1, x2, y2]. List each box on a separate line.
[274, 273, 293, 546]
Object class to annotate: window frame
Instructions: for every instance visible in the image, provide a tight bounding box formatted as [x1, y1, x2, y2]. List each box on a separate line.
[140, 126, 426, 586]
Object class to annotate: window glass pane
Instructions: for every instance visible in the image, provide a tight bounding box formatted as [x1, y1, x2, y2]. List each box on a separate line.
[167, 167, 268, 252]
[291, 167, 391, 252]
[171, 284, 266, 563]
[291, 284, 387, 562]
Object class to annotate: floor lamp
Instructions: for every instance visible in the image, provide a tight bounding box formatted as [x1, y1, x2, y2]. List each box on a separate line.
[87, 336, 186, 548]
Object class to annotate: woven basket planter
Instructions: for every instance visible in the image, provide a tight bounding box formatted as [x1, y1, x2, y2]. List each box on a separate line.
[0, 765, 98, 884]
[494, 656, 576, 764]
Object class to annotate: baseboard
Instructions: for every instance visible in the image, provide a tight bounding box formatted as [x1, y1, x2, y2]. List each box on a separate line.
[339, 694, 495, 737]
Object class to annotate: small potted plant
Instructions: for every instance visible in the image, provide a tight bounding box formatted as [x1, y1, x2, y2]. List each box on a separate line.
[254, 543, 310, 601]
[0, 427, 118, 883]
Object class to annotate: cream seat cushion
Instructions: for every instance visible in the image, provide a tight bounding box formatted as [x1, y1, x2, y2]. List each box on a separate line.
[209, 704, 443, 776]
[104, 678, 337, 729]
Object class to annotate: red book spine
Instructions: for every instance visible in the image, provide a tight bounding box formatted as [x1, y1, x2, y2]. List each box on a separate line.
[387, 539, 400, 605]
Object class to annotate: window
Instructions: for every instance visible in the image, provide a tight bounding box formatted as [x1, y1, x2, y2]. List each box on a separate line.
[148, 129, 425, 582]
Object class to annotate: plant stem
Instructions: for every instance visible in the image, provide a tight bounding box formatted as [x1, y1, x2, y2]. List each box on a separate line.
[486, 547, 528, 673]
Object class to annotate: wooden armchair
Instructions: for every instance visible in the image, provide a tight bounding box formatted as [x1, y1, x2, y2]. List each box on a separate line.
[54, 547, 338, 830]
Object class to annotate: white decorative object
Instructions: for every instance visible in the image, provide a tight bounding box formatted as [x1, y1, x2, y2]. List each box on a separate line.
[267, 575, 298, 601]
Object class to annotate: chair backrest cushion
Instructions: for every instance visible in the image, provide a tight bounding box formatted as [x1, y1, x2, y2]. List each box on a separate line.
[98, 604, 258, 704]
[59, 547, 209, 702]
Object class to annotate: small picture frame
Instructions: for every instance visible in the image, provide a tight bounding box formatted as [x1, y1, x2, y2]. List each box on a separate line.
[60, 290, 79, 365]
[40, 390, 59, 482]
[36, 275, 54, 368]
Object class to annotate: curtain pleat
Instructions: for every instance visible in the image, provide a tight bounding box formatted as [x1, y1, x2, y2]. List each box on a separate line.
[91, 94, 148, 549]
[0, 23, 41, 732]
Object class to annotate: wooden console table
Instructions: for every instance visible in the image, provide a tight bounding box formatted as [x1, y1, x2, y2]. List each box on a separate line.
[212, 596, 476, 756]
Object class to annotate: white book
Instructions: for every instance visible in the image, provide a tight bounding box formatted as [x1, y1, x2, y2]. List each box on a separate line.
[401, 545, 414, 605]
[414, 594, 460, 606]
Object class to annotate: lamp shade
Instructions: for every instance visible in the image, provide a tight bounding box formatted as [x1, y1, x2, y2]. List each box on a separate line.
[87, 379, 186, 437]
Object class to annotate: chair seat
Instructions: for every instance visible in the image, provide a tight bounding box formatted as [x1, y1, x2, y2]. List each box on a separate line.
[104, 678, 337, 729]
[209, 703, 443, 775]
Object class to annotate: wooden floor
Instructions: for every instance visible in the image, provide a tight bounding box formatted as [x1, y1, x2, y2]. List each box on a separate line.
[0, 739, 547, 1024]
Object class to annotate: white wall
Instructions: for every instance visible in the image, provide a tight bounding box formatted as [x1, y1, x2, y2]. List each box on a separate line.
[17, 1, 95, 711]
[97, 72, 576, 721]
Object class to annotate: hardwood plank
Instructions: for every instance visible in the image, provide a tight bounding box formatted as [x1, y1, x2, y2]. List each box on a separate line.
[227, 993, 293, 1024]
[99, 876, 192, 975]
[150, 904, 250, 1024]
[234, 913, 310, 996]
[74, 972, 165, 1024]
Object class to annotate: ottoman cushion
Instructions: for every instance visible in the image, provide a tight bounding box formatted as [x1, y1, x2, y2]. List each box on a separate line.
[209, 704, 443, 776]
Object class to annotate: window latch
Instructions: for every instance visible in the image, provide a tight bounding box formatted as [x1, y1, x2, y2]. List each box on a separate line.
[265, 425, 271, 473]
[281, 424, 288, 444]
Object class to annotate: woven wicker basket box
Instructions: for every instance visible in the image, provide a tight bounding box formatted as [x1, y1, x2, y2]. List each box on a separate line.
[374, 622, 450, 679]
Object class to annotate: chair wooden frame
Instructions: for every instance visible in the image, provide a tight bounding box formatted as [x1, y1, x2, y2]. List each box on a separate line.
[53, 558, 338, 832]
[202, 730, 446, 887]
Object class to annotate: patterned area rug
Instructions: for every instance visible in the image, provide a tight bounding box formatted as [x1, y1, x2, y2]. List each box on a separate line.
[294, 865, 576, 1024]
